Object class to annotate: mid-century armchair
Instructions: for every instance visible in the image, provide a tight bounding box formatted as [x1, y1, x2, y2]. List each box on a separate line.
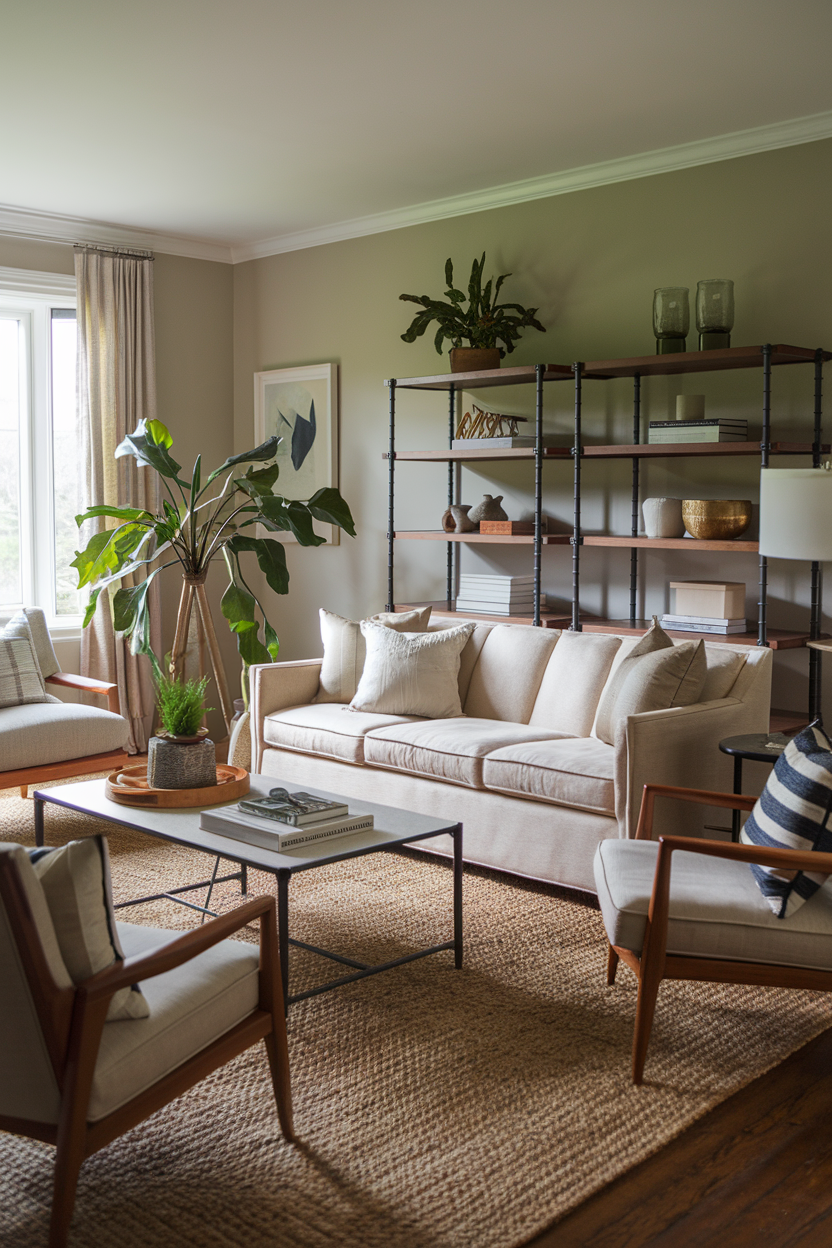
[0, 843, 294, 1247]
[594, 784, 832, 1084]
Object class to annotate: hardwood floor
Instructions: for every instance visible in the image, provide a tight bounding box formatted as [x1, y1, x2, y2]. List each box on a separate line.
[526, 1026, 832, 1247]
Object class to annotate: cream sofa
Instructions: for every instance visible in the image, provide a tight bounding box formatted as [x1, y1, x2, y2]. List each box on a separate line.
[249, 624, 772, 894]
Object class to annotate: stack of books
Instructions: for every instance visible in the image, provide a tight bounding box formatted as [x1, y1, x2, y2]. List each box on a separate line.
[455, 573, 546, 616]
[200, 790, 374, 851]
[451, 434, 562, 449]
[648, 418, 748, 444]
[661, 579, 747, 635]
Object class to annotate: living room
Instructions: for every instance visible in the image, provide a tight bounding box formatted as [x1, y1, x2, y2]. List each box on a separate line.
[2, 2, 832, 1245]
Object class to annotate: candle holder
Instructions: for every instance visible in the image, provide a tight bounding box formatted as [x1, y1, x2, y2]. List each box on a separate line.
[653, 287, 689, 354]
[696, 278, 734, 349]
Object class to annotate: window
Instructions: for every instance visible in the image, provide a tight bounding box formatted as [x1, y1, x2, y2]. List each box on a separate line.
[0, 269, 82, 626]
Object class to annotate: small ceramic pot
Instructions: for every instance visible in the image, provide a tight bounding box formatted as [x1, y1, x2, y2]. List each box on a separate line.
[642, 497, 685, 539]
[468, 494, 508, 525]
[450, 504, 476, 532]
[441, 507, 456, 532]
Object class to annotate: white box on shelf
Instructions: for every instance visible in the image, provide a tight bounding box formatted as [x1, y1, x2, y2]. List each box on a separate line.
[670, 581, 746, 620]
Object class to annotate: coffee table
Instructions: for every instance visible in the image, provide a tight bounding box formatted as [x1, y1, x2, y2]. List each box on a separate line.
[33, 776, 463, 1010]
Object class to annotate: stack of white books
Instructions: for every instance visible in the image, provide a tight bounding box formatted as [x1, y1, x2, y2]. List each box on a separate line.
[456, 573, 546, 616]
[661, 613, 748, 635]
[648, 418, 748, 444]
[200, 790, 374, 851]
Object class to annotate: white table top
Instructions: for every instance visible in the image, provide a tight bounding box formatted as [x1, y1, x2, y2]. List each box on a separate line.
[34, 775, 460, 874]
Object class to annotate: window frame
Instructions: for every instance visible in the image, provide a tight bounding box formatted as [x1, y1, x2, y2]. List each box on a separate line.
[0, 266, 79, 636]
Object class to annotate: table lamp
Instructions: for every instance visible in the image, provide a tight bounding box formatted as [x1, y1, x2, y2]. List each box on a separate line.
[759, 464, 832, 721]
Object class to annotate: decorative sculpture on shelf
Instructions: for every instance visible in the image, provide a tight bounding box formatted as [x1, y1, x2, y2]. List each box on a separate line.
[455, 403, 526, 441]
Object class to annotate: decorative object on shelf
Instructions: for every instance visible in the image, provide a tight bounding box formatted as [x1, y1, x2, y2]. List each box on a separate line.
[106, 762, 250, 808]
[653, 287, 690, 354]
[664, 579, 747, 635]
[696, 279, 734, 350]
[73, 416, 355, 734]
[649, 417, 747, 444]
[441, 506, 455, 532]
[682, 499, 752, 540]
[676, 394, 705, 420]
[642, 497, 685, 539]
[148, 671, 216, 789]
[479, 519, 548, 535]
[456, 403, 525, 440]
[468, 494, 508, 525]
[399, 253, 546, 371]
[450, 504, 476, 532]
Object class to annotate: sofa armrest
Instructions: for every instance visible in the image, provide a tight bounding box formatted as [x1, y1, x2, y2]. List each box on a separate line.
[613, 694, 768, 840]
[249, 659, 323, 771]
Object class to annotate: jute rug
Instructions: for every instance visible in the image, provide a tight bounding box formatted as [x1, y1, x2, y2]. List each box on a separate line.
[2, 777, 832, 1248]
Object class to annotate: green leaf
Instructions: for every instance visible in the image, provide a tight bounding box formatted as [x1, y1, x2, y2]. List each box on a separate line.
[112, 582, 149, 633]
[445, 258, 454, 288]
[115, 419, 186, 485]
[307, 488, 356, 536]
[236, 627, 272, 666]
[245, 461, 281, 491]
[285, 502, 326, 547]
[82, 586, 102, 628]
[72, 523, 150, 588]
[205, 438, 280, 487]
[226, 534, 290, 595]
[75, 505, 153, 527]
[256, 495, 292, 531]
[263, 619, 280, 661]
[190, 455, 201, 509]
[221, 581, 259, 633]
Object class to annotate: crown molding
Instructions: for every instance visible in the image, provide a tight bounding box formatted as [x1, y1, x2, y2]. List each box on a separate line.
[231, 109, 832, 263]
[0, 203, 233, 264]
[0, 265, 75, 296]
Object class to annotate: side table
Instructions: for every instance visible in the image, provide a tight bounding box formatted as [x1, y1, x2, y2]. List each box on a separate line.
[718, 732, 790, 840]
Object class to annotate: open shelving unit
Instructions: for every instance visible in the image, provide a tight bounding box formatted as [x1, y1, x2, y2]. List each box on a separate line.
[384, 344, 831, 716]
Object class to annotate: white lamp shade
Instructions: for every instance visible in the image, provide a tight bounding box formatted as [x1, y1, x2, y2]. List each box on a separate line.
[759, 466, 832, 561]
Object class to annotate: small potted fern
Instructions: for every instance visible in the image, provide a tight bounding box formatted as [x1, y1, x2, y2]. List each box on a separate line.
[148, 672, 217, 790]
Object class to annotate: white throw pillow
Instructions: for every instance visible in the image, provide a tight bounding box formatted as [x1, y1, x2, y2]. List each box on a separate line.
[350, 621, 475, 718]
[595, 620, 706, 746]
[0, 616, 47, 708]
[317, 606, 432, 703]
[29, 837, 150, 1021]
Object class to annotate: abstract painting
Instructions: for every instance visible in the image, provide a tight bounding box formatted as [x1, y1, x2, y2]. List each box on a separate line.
[253, 363, 339, 543]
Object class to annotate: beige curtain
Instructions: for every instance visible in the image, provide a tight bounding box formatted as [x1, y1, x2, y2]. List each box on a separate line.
[75, 245, 161, 753]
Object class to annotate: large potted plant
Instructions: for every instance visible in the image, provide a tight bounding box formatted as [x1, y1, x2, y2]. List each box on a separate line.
[399, 253, 546, 372]
[72, 418, 355, 732]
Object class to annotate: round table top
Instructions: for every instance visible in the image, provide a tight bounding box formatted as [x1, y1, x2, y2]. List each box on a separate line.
[718, 732, 790, 763]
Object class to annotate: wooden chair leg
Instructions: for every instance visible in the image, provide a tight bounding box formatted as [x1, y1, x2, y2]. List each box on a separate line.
[606, 943, 619, 985]
[20, 785, 28, 799]
[632, 954, 664, 1086]
[49, 1125, 86, 1247]
[264, 1024, 295, 1143]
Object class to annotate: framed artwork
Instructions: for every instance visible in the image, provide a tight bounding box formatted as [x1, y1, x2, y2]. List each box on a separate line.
[253, 363, 340, 544]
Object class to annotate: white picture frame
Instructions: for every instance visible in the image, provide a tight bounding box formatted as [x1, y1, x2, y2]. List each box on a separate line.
[253, 363, 340, 544]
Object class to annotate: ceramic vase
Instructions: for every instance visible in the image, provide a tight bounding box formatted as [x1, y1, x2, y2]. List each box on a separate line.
[642, 497, 685, 539]
[469, 494, 508, 525]
[450, 504, 475, 532]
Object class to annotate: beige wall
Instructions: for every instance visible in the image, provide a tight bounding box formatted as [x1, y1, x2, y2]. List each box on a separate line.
[233, 137, 832, 718]
[0, 239, 236, 734]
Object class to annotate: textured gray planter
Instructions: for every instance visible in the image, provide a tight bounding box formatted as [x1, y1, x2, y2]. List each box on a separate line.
[147, 736, 217, 790]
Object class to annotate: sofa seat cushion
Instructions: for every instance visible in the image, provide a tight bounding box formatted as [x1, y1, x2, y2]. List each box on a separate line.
[483, 737, 616, 815]
[364, 718, 570, 789]
[594, 839, 832, 970]
[88, 922, 260, 1122]
[0, 701, 128, 773]
[263, 703, 426, 765]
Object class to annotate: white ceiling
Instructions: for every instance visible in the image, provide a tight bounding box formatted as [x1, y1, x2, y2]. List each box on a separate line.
[2, 0, 831, 262]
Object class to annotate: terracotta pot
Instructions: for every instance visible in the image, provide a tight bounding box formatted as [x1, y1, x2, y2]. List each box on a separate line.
[449, 348, 501, 374]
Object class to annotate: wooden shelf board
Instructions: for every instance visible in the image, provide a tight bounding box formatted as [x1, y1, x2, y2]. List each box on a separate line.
[393, 601, 580, 628]
[385, 364, 573, 391]
[581, 345, 831, 379]
[384, 447, 570, 462]
[582, 441, 826, 459]
[583, 535, 758, 552]
[581, 620, 817, 649]
[393, 530, 571, 544]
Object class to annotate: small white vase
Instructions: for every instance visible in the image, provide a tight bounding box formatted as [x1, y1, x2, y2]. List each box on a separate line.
[642, 497, 685, 539]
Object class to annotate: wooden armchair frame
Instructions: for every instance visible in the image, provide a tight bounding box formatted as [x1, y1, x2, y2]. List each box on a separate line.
[4, 671, 128, 798]
[608, 784, 832, 1085]
[0, 854, 294, 1248]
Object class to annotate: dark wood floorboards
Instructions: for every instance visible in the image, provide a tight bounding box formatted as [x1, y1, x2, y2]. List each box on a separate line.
[526, 1025, 832, 1247]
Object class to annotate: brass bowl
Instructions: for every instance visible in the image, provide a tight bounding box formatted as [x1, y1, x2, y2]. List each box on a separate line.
[682, 499, 752, 540]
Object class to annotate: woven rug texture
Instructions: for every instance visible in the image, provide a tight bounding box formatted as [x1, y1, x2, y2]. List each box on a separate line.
[2, 777, 832, 1248]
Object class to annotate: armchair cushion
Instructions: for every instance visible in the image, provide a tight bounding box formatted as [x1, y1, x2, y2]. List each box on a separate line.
[0, 619, 48, 707]
[88, 921, 260, 1122]
[741, 724, 832, 918]
[8, 607, 60, 678]
[0, 700, 128, 772]
[594, 838, 832, 971]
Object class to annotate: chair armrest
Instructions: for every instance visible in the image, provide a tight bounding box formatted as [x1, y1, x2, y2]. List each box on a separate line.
[635, 783, 758, 840]
[249, 659, 323, 769]
[657, 833, 832, 877]
[81, 894, 275, 1003]
[46, 671, 120, 716]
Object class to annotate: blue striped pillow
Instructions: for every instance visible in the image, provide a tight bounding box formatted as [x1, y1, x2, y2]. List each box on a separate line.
[741, 725, 832, 918]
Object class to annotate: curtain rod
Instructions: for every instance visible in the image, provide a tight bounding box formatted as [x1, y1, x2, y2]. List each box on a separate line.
[74, 243, 154, 260]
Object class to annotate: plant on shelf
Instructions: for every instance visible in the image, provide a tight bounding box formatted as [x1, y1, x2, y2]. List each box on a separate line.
[72, 418, 356, 729]
[399, 253, 546, 368]
[154, 670, 213, 741]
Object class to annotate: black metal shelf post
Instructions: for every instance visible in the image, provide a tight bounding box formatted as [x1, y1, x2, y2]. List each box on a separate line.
[757, 344, 772, 647]
[533, 364, 544, 626]
[810, 347, 825, 719]
[629, 374, 641, 626]
[571, 363, 584, 632]
[447, 384, 456, 606]
[386, 378, 396, 612]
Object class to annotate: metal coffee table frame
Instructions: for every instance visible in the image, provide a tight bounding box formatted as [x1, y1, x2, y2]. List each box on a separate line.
[32, 779, 463, 1010]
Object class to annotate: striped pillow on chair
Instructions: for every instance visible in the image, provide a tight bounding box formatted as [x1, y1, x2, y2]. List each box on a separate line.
[741, 724, 832, 918]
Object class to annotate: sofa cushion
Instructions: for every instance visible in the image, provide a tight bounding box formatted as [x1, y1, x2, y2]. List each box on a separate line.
[316, 606, 432, 704]
[701, 646, 746, 702]
[463, 625, 559, 723]
[595, 634, 705, 746]
[351, 621, 474, 718]
[529, 632, 622, 736]
[483, 737, 616, 815]
[0, 701, 128, 772]
[263, 703, 426, 765]
[594, 839, 832, 971]
[364, 718, 569, 789]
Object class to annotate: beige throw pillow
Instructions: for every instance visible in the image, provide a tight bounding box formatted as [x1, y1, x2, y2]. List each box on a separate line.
[0, 616, 48, 708]
[317, 606, 432, 704]
[29, 837, 150, 1021]
[350, 621, 475, 718]
[595, 619, 706, 745]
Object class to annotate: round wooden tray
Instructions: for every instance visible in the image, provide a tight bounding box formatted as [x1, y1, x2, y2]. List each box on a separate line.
[105, 764, 250, 808]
